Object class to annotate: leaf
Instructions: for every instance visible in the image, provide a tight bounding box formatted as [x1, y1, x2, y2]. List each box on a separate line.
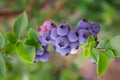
[83, 35, 97, 60]
[89, 41, 96, 48]
[0, 33, 5, 48]
[97, 52, 109, 77]
[14, 12, 28, 39]
[83, 48, 90, 59]
[4, 44, 16, 55]
[105, 49, 115, 61]
[25, 39, 37, 46]
[28, 28, 39, 40]
[86, 35, 97, 48]
[90, 48, 97, 62]
[0, 53, 6, 79]
[16, 42, 35, 63]
[87, 35, 95, 43]
[97, 39, 110, 48]
[107, 36, 120, 56]
[25, 28, 40, 46]
[6, 33, 17, 44]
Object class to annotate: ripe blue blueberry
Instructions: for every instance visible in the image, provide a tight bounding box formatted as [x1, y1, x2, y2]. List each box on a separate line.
[39, 36, 48, 46]
[55, 36, 69, 49]
[39, 31, 52, 46]
[55, 46, 71, 56]
[57, 22, 70, 36]
[36, 48, 44, 55]
[91, 32, 97, 40]
[70, 41, 79, 54]
[34, 55, 41, 62]
[34, 47, 50, 62]
[78, 29, 90, 44]
[78, 29, 90, 37]
[77, 19, 91, 30]
[67, 29, 78, 42]
[50, 28, 58, 40]
[78, 37, 87, 44]
[39, 50, 50, 62]
[91, 22, 100, 34]
[34, 50, 50, 62]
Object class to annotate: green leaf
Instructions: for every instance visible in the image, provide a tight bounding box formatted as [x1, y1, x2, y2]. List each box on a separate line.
[86, 35, 96, 48]
[28, 28, 39, 40]
[6, 33, 17, 44]
[14, 12, 28, 39]
[25, 28, 40, 46]
[0, 33, 5, 48]
[97, 52, 109, 77]
[0, 53, 6, 79]
[107, 36, 120, 56]
[16, 42, 35, 64]
[97, 39, 110, 48]
[90, 48, 97, 62]
[89, 41, 96, 48]
[25, 39, 37, 46]
[105, 49, 115, 61]
[4, 44, 16, 55]
[87, 35, 95, 43]
[83, 35, 97, 60]
[83, 48, 90, 59]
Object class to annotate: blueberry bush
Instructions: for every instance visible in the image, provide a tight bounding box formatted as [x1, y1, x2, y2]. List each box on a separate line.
[0, 0, 120, 80]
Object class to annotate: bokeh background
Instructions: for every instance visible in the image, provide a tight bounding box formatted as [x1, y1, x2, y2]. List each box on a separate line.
[0, 0, 120, 80]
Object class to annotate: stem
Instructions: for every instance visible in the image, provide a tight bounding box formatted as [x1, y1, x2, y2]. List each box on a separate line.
[94, 48, 106, 52]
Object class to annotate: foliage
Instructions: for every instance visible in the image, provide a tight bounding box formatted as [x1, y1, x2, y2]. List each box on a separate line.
[0, 0, 120, 79]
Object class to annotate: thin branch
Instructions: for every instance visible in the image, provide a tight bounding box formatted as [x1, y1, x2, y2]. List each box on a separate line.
[0, 11, 22, 17]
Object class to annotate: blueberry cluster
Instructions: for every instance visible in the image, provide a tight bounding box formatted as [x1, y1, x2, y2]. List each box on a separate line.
[34, 19, 100, 62]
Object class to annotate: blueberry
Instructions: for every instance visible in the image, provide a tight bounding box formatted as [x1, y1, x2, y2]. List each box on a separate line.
[39, 50, 50, 62]
[34, 55, 41, 62]
[43, 20, 52, 27]
[38, 20, 56, 36]
[55, 36, 69, 49]
[46, 23, 56, 31]
[57, 22, 70, 36]
[50, 28, 58, 40]
[38, 26, 47, 35]
[34, 50, 50, 62]
[55, 46, 71, 56]
[36, 48, 44, 55]
[91, 32, 97, 40]
[78, 29, 90, 38]
[78, 29, 90, 44]
[39, 31, 53, 46]
[91, 22, 100, 34]
[79, 37, 87, 44]
[39, 36, 48, 46]
[43, 20, 56, 31]
[77, 19, 91, 30]
[70, 41, 79, 54]
[67, 29, 78, 42]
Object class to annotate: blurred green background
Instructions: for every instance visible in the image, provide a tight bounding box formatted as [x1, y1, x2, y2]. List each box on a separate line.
[0, 0, 120, 80]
